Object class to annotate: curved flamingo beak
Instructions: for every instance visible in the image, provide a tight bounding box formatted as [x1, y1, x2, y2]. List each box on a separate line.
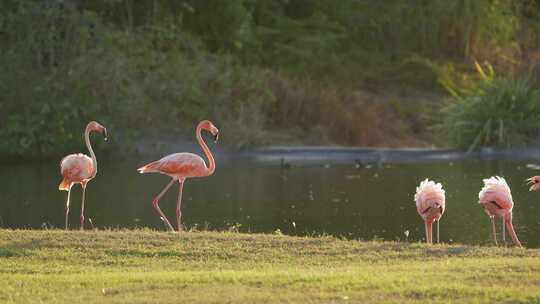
[213, 132, 219, 143]
[103, 128, 108, 141]
[526, 177, 539, 191]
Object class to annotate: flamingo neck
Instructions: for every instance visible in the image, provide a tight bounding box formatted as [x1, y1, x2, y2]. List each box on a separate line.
[85, 125, 97, 177]
[425, 220, 433, 244]
[196, 125, 215, 175]
[504, 213, 522, 248]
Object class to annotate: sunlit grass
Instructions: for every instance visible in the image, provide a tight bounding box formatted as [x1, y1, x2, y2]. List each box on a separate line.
[1, 229, 540, 303]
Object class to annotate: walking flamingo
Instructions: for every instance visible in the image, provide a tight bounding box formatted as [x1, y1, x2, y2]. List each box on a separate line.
[478, 176, 522, 247]
[414, 179, 445, 244]
[527, 176, 540, 191]
[59, 121, 107, 230]
[137, 120, 219, 232]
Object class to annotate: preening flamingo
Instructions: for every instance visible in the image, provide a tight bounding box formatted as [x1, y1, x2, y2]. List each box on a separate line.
[478, 176, 522, 247]
[137, 120, 219, 232]
[59, 121, 107, 230]
[527, 176, 540, 191]
[414, 179, 445, 244]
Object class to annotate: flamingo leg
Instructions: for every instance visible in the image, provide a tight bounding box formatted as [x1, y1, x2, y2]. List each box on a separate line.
[152, 179, 175, 231]
[65, 185, 72, 230]
[176, 179, 185, 232]
[501, 217, 506, 245]
[436, 219, 440, 244]
[80, 183, 87, 230]
[490, 216, 498, 246]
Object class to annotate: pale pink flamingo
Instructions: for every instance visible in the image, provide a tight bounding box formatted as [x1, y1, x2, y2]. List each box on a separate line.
[478, 176, 522, 247]
[59, 121, 107, 230]
[526, 176, 540, 191]
[137, 120, 219, 232]
[414, 179, 445, 244]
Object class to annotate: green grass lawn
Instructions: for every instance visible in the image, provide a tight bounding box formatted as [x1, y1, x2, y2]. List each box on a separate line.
[1, 229, 539, 303]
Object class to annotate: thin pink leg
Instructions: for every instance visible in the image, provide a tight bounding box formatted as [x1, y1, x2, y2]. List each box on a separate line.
[65, 185, 72, 230]
[80, 183, 87, 230]
[152, 179, 175, 231]
[490, 216, 498, 246]
[176, 179, 185, 232]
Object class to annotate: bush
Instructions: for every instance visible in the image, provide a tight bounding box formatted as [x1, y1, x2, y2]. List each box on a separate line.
[440, 67, 540, 149]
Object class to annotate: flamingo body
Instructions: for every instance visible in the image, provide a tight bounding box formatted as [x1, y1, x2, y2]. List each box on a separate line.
[414, 179, 445, 244]
[59, 154, 94, 190]
[478, 176, 522, 247]
[137, 153, 208, 179]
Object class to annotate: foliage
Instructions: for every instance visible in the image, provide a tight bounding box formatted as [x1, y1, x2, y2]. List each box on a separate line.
[0, 0, 539, 157]
[440, 63, 540, 149]
[0, 1, 273, 157]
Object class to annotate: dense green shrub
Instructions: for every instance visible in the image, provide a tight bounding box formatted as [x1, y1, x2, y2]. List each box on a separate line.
[440, 69, 540, 149]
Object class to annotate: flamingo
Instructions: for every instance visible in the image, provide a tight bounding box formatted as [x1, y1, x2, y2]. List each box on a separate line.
[59, 121, 107, 230]
[414, 179, 445, 244]
[478, 176, 522, 247]
[137, 120, 219, 232]
[526, 176, 540, 191]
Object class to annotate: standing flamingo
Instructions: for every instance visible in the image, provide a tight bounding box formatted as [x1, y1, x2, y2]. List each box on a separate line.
[137, 120, 219, 232]
[414, 179, 445, 244]
[478, 176, 522, 247]
[59, 121, 107, 230]
[526, 176, 540, 191]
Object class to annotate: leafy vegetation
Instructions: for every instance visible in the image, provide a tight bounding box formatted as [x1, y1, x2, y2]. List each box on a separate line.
[0, 0, 539, 158]
[1, 229, 540, 303]
[440, 62, 540, 150]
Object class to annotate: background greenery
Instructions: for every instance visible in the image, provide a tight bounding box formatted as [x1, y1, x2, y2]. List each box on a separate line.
[1, 0, 539, 158]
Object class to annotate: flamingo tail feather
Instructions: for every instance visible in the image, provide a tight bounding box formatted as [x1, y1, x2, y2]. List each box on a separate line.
[58, 179, 71, 191]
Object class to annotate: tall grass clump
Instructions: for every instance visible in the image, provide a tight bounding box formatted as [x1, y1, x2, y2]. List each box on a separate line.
[440, 63, 540, 150]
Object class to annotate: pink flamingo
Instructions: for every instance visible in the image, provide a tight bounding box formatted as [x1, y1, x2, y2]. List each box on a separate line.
[415, 179, 445, 244]
[59, 121, 107, 230]
[527, 176, 540, 191]
[478, 176, 522, 247]
[137, 120, 219, 232]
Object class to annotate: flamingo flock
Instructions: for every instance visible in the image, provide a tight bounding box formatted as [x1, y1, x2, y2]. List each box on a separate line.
[59, 120, 536, 248]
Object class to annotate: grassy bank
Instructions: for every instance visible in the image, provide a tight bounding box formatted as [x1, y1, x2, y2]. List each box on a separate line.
[1, 230, 540, 303]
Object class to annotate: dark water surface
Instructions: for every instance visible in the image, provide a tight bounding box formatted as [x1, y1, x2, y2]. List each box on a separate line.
[1, 155, 540, 247]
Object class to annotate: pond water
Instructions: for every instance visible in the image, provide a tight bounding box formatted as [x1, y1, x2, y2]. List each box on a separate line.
[1, 153, 540, 247]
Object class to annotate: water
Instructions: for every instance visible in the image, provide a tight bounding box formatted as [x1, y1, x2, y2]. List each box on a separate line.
[1, 156, 540, 247]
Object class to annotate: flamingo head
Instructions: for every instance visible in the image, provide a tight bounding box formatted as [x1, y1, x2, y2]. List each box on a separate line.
[87, 121, 108, 141]
[527, 176, 540, 191]
[199, 120, 219, 143]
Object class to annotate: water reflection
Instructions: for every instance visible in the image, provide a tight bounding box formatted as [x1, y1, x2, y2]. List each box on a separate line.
[0, 158, 539, 247]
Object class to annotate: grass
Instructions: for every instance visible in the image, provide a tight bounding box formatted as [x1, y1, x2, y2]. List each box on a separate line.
[1, 229, 540, 303]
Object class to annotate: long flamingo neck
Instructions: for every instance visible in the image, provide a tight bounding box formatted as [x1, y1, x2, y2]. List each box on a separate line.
[85, 126, 97, 176]
[504, 214, 522, 248]
[425, 220, 433, 244]
[196, 125, 215, 175]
